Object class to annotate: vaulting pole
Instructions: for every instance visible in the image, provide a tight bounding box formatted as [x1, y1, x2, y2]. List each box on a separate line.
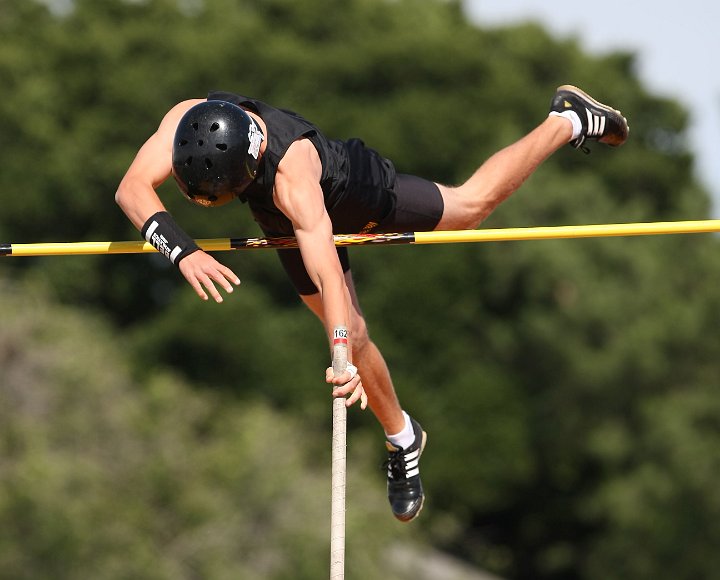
[3, 219, 720, 257]
[330, 326, 349, 580]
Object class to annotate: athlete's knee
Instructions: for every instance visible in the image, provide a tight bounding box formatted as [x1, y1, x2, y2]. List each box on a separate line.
[438, 184, 487, 230]
[349, 312, 371, 354]
[438, 183, 494, 230]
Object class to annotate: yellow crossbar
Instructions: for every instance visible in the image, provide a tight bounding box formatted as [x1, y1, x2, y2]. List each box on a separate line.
[3, 219, 720, 257]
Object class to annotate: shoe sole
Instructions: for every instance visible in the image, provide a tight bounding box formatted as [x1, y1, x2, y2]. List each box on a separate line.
[557, 84, 629, 146]
[395, 430, 428, 523]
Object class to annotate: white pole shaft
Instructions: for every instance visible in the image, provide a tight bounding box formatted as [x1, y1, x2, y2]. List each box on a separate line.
[330, 326, 348, 580]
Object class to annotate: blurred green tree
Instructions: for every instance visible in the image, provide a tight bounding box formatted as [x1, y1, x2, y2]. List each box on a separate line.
[0, 277, 420, 579]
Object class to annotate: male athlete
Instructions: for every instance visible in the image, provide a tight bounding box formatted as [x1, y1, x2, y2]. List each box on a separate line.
[115, 86, 628, 522]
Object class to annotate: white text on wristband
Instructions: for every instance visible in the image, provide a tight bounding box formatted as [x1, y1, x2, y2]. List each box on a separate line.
[140, 211, 199, 266]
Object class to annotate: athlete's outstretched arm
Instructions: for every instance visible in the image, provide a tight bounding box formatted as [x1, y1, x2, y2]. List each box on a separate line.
[115, 99, 240, 303]
[273, 139, 367, 408]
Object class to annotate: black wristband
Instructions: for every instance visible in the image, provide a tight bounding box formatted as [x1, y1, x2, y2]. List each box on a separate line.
[140, 211, 199, 266]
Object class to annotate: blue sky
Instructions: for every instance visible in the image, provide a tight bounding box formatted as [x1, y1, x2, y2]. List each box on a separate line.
[464, 0, 720, 217]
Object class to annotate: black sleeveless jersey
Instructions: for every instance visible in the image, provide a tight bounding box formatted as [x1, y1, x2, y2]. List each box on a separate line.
[207, 91, 397, 235]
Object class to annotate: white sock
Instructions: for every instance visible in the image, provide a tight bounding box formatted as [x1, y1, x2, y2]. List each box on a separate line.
[386, 411, 415, 449]
[549, 110, 582, 141]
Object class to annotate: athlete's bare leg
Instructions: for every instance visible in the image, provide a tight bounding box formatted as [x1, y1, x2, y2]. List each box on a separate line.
[436, 83, 631, 230]
[436, 115, 572, 230]
[300, 271, 405, 435]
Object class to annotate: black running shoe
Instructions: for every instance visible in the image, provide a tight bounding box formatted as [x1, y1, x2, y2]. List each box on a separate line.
[383, 416, 427, 522]
[550, 85, 629, 152]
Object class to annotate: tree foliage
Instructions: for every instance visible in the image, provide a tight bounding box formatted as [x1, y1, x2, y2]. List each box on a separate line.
[0, 278, 419, 580]
[2, 0, 720, 578]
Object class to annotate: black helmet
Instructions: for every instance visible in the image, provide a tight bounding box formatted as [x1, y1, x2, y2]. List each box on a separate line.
[172, 100, 264, 207]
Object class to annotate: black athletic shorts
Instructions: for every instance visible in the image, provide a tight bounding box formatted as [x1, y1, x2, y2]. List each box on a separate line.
[273, 174, 444, 296]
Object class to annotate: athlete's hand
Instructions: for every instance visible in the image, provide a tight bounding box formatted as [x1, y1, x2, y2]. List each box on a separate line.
[326, 364, 368, 409]
[178, 250, 241, 303]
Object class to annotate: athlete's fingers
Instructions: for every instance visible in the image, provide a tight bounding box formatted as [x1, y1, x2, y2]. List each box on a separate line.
[179, 251, 240, 301]
[206, 268, 238, 295]
[185, 276, 209, 301]
[206, 262, 241, 292]
[344, 381, 366, 408]
[217, 264, 242, 287]
[330, 374, 361, 397]
[324, 366, 365, 409]
[198, 274, 225, 303]
[326, 368, 357, 386]
[354, 387, 368, 410]
[326, 371, 355, 388]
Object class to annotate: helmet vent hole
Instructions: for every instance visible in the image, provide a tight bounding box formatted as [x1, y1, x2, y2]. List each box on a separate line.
[184, 156, 193, 166]
[204, 158, 213, 169]
[210, 122, 220, 132]
[216, 143, 227, 151]
[191, 122, 198, 130]
[179, 139, 188, 146]
[197, 139, 204, 146]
